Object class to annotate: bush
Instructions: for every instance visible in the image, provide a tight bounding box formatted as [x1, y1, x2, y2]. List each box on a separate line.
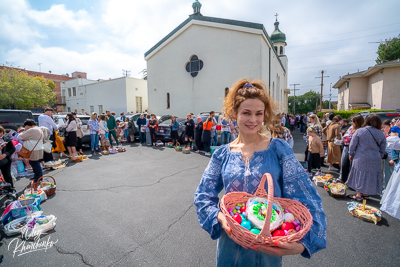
[316, 109, 396, 119]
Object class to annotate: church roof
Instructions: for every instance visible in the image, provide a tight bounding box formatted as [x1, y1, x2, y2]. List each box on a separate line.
[270, 20, 286, 44]
[144, 14, 286, 73]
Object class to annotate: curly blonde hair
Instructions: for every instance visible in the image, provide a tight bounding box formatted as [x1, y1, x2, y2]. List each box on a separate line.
[223, 79, 278, 126]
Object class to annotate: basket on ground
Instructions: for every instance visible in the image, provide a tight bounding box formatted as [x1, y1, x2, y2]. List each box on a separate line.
[220, 173, 312, 248]
[167, 142, 174, 148]
[175, 142, 182, 152]
[156, 140, 164, 147]
[35, 175, 56, 197]
[182, 147, 191, 154]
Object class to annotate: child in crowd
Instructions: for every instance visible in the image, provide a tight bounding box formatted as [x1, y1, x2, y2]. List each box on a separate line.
[307, 126, 324, 176]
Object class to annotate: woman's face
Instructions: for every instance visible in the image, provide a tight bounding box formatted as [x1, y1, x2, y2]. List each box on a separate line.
[274, 127, 281, 133]
[383, 125, 391, 133]
[235, 99, 265, 135]
[151, 116, 155, 120]
[309, 117, 314, 123]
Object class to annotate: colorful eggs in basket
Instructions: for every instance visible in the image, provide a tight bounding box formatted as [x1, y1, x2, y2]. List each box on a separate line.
[272, 229, 285, 237]
[250, 228, 261, 235]
[283, 213, 295, 223]
[241, 220, 252, 230]
[240, 206, 246, 213]
[232, 214, 242, 224]
[281, 222, 295, 231]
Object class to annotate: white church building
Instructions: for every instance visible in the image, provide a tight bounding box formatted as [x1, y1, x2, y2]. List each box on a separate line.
[145, 1, 289, 118]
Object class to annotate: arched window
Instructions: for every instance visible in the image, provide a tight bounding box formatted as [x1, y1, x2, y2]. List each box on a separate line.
[274, 46, 277, 52]
[225, 87, 229, 97]
[280, 46, 283, 55]
[167, 93, 170, 109]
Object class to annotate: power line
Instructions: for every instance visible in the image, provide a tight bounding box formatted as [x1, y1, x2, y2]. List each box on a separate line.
[290, 48, 377, 59]
[290, 59, 375, 70]
[289, 22, 400, 42]
[289, 29, 400, 47]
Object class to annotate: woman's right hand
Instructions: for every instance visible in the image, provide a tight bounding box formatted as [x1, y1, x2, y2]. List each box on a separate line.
[217, 212, 231, 234]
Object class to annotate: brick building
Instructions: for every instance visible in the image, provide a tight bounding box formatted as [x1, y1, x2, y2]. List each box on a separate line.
[0, 66, 86, 112]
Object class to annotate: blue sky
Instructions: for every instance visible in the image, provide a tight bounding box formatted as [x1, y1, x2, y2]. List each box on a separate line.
[1, 0, 399, 101]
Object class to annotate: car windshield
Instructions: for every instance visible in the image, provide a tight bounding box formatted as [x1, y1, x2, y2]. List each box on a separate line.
[0, 112, 31, 124]
[78, 117, 90, 125]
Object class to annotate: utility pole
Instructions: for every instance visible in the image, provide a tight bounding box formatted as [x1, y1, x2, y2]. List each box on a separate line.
[122, 69, 131, 77]
[289, 83, 300, 115]
[316, 70, 329, 112]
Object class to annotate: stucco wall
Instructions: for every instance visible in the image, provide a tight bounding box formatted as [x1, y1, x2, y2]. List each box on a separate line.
[125, 78, 148, 113]
[146, 22, 287, 118]
[348, 77, 368, 104]
[367, 72, 383, 109]
[337, 83, 349, 111]
[381, 68, 400, 110]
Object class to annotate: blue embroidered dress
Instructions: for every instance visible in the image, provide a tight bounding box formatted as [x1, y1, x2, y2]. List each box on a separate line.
[194, 139, 327, 266]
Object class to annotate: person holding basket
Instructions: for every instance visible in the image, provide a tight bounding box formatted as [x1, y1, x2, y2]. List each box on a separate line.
[194, 79, 326, 266]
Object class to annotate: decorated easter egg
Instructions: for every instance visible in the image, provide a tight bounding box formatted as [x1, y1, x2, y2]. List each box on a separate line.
[292, 221, 299, 227]
[283, 213, 295, 223]
[235, 206, 241, 210]
[281, 222, 295, 231]
[241, 220, 252, 230]
[272, 229, 285, 237]
[228, 208, 233, 213]
[230, 212, 234, 216]
[233, 209, 237, 214]
[240, 206, 246, 213]
[240, 214, 246, 221]
[242, 211, 247, 217]
[295, 225, 301, 232]
[250, 228, 261, 235]
[232, 214, 242, 224]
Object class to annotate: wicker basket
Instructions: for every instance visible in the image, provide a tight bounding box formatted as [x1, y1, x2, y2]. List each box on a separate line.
[220, 173, 313, 248]
[117, 147, 126, 152]
[182, 147, 191, 154]
[167, 142, 174, 148]
[34, 175, 56, 197]
[101, 150, 110, 155]
[156, 140, 164, 147]
[175, 142, 182, 152]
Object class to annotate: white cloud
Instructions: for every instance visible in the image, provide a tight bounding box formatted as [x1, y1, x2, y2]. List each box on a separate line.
[28, 4, 93, 32]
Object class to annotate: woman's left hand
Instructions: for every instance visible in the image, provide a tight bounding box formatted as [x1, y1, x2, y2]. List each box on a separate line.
[253, 241, 305, 257]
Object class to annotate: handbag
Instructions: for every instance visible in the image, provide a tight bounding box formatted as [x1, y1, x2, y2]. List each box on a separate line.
[43, 140, 53, 153]
[18, 131, 42, 159]
[334, 137, 343, 146]
[366, 128, 388, 159]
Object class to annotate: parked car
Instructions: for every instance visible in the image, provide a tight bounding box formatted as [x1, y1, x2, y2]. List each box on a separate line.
[155, 118, 186, 143]
[53, 114, 91, 145]
[0, 109, 34, 136]
[361, 111, 400, 122]
[32, 113, 41, 124]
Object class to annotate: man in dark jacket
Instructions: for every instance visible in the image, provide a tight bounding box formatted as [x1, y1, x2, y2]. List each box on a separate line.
[106, 110, 119, 147]
[0, 126, 16, 195]
[136, 114, 147, 144]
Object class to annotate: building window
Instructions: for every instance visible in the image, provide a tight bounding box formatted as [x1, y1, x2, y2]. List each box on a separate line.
[185, 55, 204, 77]
[72, 87, 76, 96]
[136, 96, 142, 113]
[280, 46, 283, 55]
[90, 106, 94, 114]
[225, 87, 229, 97]
[166, 93, 170, 109]
[274, 46, 277, 52]
[346, 81, 350, 88]
[67, 107, 71, 112]
[68, 88, 71, 97]
[98, 105, 103, 114]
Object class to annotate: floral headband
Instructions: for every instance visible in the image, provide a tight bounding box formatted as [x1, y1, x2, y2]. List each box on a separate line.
[243, 83, 254, 89]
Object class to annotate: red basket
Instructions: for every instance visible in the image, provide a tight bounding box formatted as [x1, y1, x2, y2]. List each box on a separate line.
[220, 173, 313, 248]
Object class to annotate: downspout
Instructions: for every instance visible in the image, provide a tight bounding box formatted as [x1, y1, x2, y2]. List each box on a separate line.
[269, 48, 271, 89]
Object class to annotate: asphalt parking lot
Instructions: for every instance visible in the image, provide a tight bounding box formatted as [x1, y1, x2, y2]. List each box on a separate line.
[1, 131, 400, 266]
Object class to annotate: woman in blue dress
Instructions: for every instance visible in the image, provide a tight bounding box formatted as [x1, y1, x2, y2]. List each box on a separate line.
[194, 79, 327, 266]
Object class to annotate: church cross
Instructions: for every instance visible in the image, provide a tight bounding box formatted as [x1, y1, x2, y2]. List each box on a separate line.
[275, 13, 279, 21]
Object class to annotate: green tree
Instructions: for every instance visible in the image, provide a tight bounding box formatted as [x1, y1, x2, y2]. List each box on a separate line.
[288, 91, 321, 114]
[139, 69, 147, 80]
[0, 68, 56, 109]
[376, 35, 400, 64]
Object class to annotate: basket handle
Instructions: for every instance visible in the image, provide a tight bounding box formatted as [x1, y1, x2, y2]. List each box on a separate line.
[257, 173, 275, 239]
[34, 175, 56, 190]
[175, 142, 180, 147]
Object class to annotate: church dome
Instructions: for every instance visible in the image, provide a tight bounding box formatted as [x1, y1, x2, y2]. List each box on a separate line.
[192, 0, 202, 8]
[270, 20, 286, 44]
